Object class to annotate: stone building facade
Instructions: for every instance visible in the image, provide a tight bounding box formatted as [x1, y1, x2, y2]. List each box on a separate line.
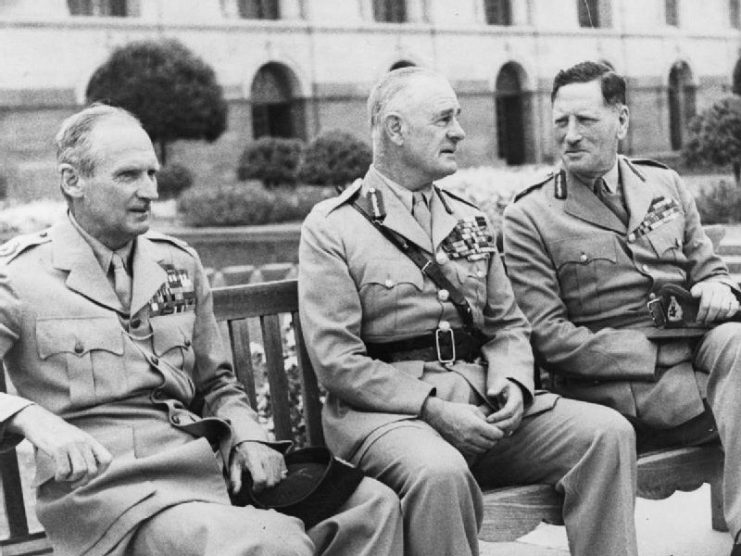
[0, 0, 740, 200]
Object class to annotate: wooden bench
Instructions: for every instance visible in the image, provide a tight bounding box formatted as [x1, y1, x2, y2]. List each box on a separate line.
[0, 279, 727, 553]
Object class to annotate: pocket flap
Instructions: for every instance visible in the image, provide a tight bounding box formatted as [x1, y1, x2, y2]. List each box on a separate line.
[36, 317, 124, 360]
[549, 237, 618, 268]
[360, 260, 424, 290]
[150, 312, 195, 356]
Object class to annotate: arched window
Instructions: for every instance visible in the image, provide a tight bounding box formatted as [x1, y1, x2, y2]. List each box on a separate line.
[250, 63, 303, 139]
[483, 0, 511, 25]
[668, 62, 696, 150]
[373, 0, 406, 22]
[389, 60, 416, 71]
[68, 0, 128, 16]
[238, 0, 279, 19]
[495, 63, 531, 165]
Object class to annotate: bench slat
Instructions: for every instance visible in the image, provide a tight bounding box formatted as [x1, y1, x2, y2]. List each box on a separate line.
[227, 319, 258, 408]
[479, 484, 564, 542]
[292, 313, 325, 447]
[213, 281, 298, 320]
[261, 314, 293, 441]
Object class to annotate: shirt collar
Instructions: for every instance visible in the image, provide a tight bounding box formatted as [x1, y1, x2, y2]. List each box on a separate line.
[371, 165, 433, 212]
[573, 158, 620, 194]
[68, 212, 134, 273]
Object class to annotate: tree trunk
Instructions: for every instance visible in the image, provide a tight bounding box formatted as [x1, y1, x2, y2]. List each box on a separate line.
[734, 162, 740, 188]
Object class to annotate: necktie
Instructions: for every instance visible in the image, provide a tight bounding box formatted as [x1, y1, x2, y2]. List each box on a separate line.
[412, 191, 432, 238]
[110, 253, 132, 310]
[594, 178, 629, 226]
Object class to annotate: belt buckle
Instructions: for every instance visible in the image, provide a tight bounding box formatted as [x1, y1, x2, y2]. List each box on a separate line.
[435, 327, 456, 364]
[647, 297, 667, 327]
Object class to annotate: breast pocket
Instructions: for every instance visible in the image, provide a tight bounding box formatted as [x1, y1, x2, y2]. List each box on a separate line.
[358, 259, 424, 336]
[36, 317, 125, 406]
[646, 214, 686, 264]
[549, 236, 618, 315]
[149, 312, 197, 395]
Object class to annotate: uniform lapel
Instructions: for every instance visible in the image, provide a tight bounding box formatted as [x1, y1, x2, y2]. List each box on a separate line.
[431, 187, 458, 251]
[129, 235, 168, 316]
[363, 170, 433, 253]
[50, 218, 123, 313]
[619, 156, 653, 233]
[563, 170, 625, 233]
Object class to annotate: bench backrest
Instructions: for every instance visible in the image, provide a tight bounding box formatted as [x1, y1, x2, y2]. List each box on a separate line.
[212, 279, 325, 447]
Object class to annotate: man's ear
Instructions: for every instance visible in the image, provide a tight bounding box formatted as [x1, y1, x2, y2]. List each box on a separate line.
[59, 164, 84, 199]
[383, 113, 405, 146]
[616, 104, 630, 141]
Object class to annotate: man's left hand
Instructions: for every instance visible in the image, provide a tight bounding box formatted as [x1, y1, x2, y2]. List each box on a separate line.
[485, 378, 525, 437]
[229, 441, 287, 495]
[690, 281, 739, 323]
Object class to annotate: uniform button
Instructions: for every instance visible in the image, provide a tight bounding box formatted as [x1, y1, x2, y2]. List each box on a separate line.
[436, 252, 449, 264]
[649, 292, 657, 300]
[438, 289, 450, 302]
[579, 254, 588, 263]
[642, 264, 649, 272]
[184, 339, 191, 348]
[130, 318, 141, 328]
[151, 356, 159, 366]
[385, 279, 395, 288]
[74, 341, 84, 354]
[171, 415, 181, 425]
[39, 231, 48, 238]
[438, 320, 451, 331]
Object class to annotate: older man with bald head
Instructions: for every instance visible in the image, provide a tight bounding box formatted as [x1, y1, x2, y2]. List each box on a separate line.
[299, 67, 640, 556]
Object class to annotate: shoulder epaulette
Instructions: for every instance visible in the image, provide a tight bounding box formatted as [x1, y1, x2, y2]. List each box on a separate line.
[630, 158, 669, 170]
[0, 229, 52, 263]
[326, 178, 363, 214]
[145, 230, 195, 257]
[436, 187, 479, 210]
[513, 171, 556, 202]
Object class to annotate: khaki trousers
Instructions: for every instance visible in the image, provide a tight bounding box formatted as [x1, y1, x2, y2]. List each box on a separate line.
[354, 397, 638, 556]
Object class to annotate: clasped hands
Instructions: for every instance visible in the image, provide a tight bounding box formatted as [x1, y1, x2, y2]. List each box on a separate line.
[421, 377, 524, 458]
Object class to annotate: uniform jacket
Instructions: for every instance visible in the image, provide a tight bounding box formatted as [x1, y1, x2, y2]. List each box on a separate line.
[0, 216, 265, 556]
[299, 167, 556, 461]
[503, 155, 735, 427]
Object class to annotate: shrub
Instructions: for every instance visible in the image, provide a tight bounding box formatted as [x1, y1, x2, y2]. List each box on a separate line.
[695, 179, 741, 224]
[177, 182, 335, 227]
[237, 137, 304, 188]
[156, 163, 194, 200]
[298, 130, 372, 190]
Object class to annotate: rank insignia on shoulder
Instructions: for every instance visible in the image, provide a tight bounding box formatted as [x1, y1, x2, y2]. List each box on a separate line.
[148, 264, 196, 316]
[554, 170, 567, 199]
[441, 216, 497, 260]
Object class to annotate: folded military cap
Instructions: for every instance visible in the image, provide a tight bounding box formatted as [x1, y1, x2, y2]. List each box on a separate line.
[232, 446, 365, 529]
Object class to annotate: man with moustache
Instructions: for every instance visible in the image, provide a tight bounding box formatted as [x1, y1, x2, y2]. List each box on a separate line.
[0, 103, 402, 556]
[503, 60, 741, 555]
[299, 66, 639, 556]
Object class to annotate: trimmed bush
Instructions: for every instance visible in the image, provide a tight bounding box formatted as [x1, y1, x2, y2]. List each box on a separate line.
[695, 179, 741, 224]
[298, 130, 372, 189]
[237, 137, 304, 188]
[177, 182, 335, 227]
[156, 163, 194, 200]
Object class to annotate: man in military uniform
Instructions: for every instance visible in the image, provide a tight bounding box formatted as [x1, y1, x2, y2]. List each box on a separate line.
[0, 104, 403, 556]
[299, 67, 638, 556]
[503, 60, 741, 555]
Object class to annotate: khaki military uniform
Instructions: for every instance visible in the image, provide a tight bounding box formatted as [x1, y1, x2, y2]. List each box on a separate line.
[0, 215, 402, 556]
[503, 155, 741, 538]
[299, 166, 638, 556]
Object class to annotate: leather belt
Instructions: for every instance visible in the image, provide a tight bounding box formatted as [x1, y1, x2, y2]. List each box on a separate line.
[366, 328, 482, 364]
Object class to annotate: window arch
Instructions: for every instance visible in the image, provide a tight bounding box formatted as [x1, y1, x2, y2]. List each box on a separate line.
[250, 63, 304, 139]
[668, 61, 696, 150]
[389, 60, 416, 71]
[495, 62, 532, 165]
[373, 0, 406, 22]
[483, 0, 512, 25]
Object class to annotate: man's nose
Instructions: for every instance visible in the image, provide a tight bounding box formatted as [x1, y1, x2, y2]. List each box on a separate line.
[564, 120, 581, 144]
[449, 119, 466, 141]
[138, 175, 159, 200]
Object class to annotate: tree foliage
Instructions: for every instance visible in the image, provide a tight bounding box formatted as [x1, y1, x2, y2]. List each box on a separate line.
[684, 95, 741, 186]
[237, 137, 304, 188]
[298, 130, 372, 190]
[86, 38, 227, 164]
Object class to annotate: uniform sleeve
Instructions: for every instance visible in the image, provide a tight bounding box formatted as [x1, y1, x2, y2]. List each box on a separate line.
[189, 254, 269, 447]
[503, 202, 658, 381]
[673, 172, 738, 290]
[298, 209, 433, 415]
[479, 249, 536, 401]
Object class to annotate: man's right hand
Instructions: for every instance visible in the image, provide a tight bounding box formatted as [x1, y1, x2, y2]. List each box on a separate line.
[7, 404, 112, 488]
[421, 397, 504, 457]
